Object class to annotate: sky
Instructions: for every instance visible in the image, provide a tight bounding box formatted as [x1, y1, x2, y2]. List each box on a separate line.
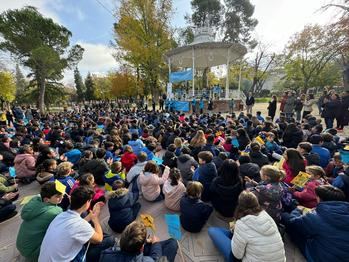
[0, 0, 341, 85]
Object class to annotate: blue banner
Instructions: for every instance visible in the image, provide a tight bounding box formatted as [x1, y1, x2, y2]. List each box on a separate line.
[169, 69, 193, 83]
[173, 101, 190, 112]
[165, 214, 181, 240]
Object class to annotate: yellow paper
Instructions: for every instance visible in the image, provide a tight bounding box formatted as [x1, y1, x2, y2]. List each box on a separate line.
[20, 195, 35, 205]
[55, 180, 66, 194]
[255, 136, 265, 145]
[291, 171, 312, 187]
[140, 214, 156, 231]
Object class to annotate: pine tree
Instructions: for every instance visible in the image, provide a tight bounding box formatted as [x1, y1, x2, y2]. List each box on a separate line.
[84, 72, 95, 101]
[74, 67, 86, 101]
[15, 64, 26, 102]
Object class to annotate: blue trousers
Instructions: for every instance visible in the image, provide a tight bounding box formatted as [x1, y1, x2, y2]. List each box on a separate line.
[208, 227, 234, 262]
[144, 238, 178, 262]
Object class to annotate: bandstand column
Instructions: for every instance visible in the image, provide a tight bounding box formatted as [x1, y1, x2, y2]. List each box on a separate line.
[225, 48, 231, 99]
[192, 47, 195, 97]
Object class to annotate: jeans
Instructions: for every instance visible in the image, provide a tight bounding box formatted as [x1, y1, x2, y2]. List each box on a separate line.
[325, 117, 334, 129]
[208, 227, 234, 262]
[0, 203, 16, 222]
[144, 239, 179, 262]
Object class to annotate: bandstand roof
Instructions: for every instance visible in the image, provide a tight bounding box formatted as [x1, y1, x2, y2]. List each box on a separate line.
[165, 42, 247, 69]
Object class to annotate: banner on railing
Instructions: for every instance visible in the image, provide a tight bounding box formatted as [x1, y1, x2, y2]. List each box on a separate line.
[169, 69, 193, 83]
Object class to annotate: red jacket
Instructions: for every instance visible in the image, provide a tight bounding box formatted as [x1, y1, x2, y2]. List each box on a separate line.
[282, 159, 307, 184]
[293, 179, 323, 208]
[121, 152, 137, 172]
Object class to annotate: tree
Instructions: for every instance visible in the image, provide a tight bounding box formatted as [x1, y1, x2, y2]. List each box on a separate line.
[191, 0, 223, 28]
[0, 71, 16, 103]
[110, 69, 141, 98]
[74, 67, 86, 102]
[15, 64, 27, 103]
[249, 44, 277, 94]
[0, 6, 83, 113]
[114, 0, 173, 96]
[93, 75, 112, 100]
[223, 0, 258, 47]
[85, 73, 96, 101]
[283, 25, 343, 90]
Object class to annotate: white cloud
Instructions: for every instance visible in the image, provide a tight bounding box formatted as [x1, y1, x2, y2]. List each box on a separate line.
[250, 0, 340, 52]
[63, 42, 118, 85]
[76, 8, 85, 21]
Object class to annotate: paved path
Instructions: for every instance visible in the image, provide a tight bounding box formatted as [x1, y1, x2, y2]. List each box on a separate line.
[0, 181, 306, 262]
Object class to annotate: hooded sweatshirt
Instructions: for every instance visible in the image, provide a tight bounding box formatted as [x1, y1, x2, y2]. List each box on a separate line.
[16, 195, 62, 261]
[176, 154, 198, 184]
[14, 153, 36, 178]
[162, 180, 186, 211]
[285, 201, 349, 262]
[139, 169, 169, 201]
[232, 210, 286, 262]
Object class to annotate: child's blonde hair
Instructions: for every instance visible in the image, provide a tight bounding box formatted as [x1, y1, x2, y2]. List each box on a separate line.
[186, 181, 203, 199]
[305, 165, 325, 178]
[56, 162, 73, 178]
[174, 137, 182, 148]
[111, 161, 122, 173]
[260, 165, 285, 182]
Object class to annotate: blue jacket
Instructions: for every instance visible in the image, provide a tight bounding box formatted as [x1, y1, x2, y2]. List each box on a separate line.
[64, 149, 81, 165]
[284, 201, 349, 262]
[194, 162, 217, 201]
[141, 147, 154, 161]
[108, 182, 140, 233]
[180, 195, 213, 233]
[128, 140, 144, 156]
[99, 244, 162, 262]
[311, 145, 330, 168]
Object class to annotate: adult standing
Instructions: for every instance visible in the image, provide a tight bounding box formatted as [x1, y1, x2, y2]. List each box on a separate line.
[192, 97, 197, 113]
[152, 99, 156, 112]
[318, 90, 328, 115]
[199, 98, 204, 114]
[302, 94, 316, 119]
[322, 92, 341, 129]
[338, 91, 349, 129]
[208, 99, 214, 113]
[245, 92, 255, 114]
[279, 92, 288, 113]
[229, 98, 234, 114]
[267, 95, 277, 121]
[284, 91, 296, 119]
[294, 96, 303, 122]
[159, 96, 164, 111]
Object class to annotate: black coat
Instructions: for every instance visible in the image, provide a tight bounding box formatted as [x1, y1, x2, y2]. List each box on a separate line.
[108, 188, 140, 233]
[282, 129, 303, 149]
[239, 162, 261, 182]
[0, 143, 15, 167]
[209, 177, 243, 217]
[79, 158, 109, 186]
[197, 162, 217, 202]
[237, 136, 250, 151]
[180, 195, 213, 233]
[268, 100, 277, 117]
[249, 151, 269, 168]
[322, 100, 340, 119]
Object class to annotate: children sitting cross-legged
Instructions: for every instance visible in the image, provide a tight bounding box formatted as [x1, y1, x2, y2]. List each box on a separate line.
[139, 161, 170, 202]
[246, 165, 284, 223]
[104, 161, 125, 191]
[180, 181, 213, 233]
[163, 168, 186, 211]
[100, 221, 178, 262]
[107, 179, 141, 233]
[291, 165, 325, 209]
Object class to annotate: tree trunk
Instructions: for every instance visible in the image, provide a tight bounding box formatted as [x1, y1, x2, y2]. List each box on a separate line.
[38, 76, 46, 114]
[343, 63, 349, 91]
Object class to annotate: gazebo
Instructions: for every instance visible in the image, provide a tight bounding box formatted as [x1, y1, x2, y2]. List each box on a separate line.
[164, 26, 247, 99]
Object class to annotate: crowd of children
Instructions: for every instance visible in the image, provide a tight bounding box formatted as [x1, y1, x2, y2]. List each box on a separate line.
[0, 95, 348, 261]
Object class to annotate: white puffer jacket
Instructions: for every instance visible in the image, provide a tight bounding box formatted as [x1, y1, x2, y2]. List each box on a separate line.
[232, 210, 286, 262]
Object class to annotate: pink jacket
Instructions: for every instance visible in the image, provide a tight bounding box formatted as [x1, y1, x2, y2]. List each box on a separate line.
[163, 180, 186, 211]
[293, 179, 323, 208]
[70, 181, 105, 204]
[139, 169, 169, 201]
[14, 153, 36, 178]
[282, 160, 307, 184]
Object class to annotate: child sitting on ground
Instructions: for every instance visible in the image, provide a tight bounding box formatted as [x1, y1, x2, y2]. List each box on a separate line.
[291, 165, 325, 209]
[246, 165, 284, 223]
[50, 161, 75, 210]
[139, 161, 170, 202]
[265, 132, 283, 156]
[102, 221, 178, 262]
[107, 180, 140, 233]
[0, 173, 18, 198]
[121, 145, 137, 172]
[104, 161, 125, 191]
[180, 181, 213, 233]
[36, 159, 57, 184]
[163, 168, 186, 211]
[71, 173, 105, 208]
[325, 152, 344, 181]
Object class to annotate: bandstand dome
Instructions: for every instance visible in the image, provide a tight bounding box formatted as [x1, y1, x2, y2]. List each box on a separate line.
[164, 26, 247, 98]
